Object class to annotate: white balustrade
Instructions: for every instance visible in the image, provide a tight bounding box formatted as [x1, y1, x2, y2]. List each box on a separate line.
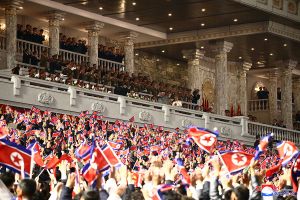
[59, 49, 88, 64]
[248, 99, 269, 111]
[17, 39, 49, 57]
[1, 72, 300, 145]
[98, 58, 125, 72]
[182, 101, 199, 110]
[0, 35, 6, 51]
[248, 121, 300, 144]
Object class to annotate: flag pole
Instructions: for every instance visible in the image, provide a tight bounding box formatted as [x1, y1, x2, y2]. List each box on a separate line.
[216, 150, 231, 177]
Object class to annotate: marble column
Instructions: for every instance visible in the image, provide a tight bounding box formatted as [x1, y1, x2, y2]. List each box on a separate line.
[4, 0, 23, 69]
[239, 62, 252, 116]
[181, 49, 204, 90]
[212, 41, 233, 115]
[122, 32, 138, 74]
[268, 71, 279, 123]
[86, 22, 104, 67]
[293, 78, 300, 114]
[48, 12, 63, 56]
[282, 60, 298, 129]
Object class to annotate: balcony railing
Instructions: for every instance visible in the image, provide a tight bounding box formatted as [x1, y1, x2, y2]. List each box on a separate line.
[17, 39, 50, 56]
[1, 71, 300, 145]
[248, 121, 300, 144]
[98, 58, 125, 72]
[59, 49, 88, 64]
[0, 35, 6, 51]
[248, 99, 269, 111]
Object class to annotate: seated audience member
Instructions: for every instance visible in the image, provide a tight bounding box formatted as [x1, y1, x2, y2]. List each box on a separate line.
[30, 51, 40, 66]
[172, 96, 183, 107]
[49, 55, 61, 73]
[191, 89, 200, 104]
[22, 49, 31, 64]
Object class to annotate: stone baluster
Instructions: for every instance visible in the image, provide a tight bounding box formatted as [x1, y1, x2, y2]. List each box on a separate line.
[239, 62, 252, 116]
[181, 49, 204, 91]
[121, 32, 138, 74]
[4, 0, 23, 69]
[86, 22, 104, 67]
[281, 60, 298, 129]
[212, 40, 233, 115]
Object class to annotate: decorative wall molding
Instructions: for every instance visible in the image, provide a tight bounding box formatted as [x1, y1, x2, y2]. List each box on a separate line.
[135, 22, 269, 49]
[219, 126, 233, 137]
[135, 21, 300, 49]
[181, 118, 192, 128]
[91, 102, 105, 113]
[139, 111, 152, 122]
[38, 92, 54, 104]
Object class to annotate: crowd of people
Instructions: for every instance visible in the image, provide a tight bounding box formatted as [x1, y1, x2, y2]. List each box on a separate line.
[98, 45, 124, 63]
[17, 24, 45, 44]
[13, 59, 206, 110]
[0, 104, 299, 200]
[59, 34, 88, 55]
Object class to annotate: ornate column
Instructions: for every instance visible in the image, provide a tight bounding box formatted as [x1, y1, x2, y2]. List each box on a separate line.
[121, 32, 138, 74]
[293, 78, 300, 114]
[239, 62, 252, 116]
[181, 49, 204, 90]
[268, 71, 279, 123]
[48, 12, 63, 56]
[86, 22, 104, 67]
[282, 60, 298, 129]
[4, 0, 23, 69]
[212, 40, 233, 115]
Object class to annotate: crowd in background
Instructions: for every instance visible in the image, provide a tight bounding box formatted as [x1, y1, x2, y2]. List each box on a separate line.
[0, 104, 298, 200]
[13, 58, 205, 110]
[17, 24, 45, 44]
[59, 33, 88, 55]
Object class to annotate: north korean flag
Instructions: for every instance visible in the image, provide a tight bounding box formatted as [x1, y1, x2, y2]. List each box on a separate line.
[187, 127, 218, 153]
[90, 146, 109, 172]
[101, 143, 122, 167]
[107, 141, 121, 150]
[277, 141, 298, 166]
[219, 151, 254, 174]
[82, 162, 98, 185]
[254, 133, 273, 160]
[0, 139, 32, 176]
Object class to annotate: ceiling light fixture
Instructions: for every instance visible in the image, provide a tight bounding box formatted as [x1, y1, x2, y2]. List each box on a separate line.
[183, 56, 186, 59]
[132, 2, 136, 6]
[176, 63, 180, 66]
[169, 27, 173, 31]
[201, 23, 205, 27]
[161, 50, 165, 53]
[156, 59, 160, 61]
[233, 18, 238, 22]
[264, 38, 268, 41]
[251, 48, 255, 51]
[62, 18, 65, 21]
[238, 56, 242, 59]
[19, 6, 23, 9]
[168, 13, 172, 17]
[201, 8, 206, 12]
[269, 53, 273, 56]
[283, 43, 287, 47]
[135, 17, 140, 21]
[99, 7, 103, 10]
[200, 46, 204, 49]
[135, 53, 139, 56]
[81, 1, 87, 5]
